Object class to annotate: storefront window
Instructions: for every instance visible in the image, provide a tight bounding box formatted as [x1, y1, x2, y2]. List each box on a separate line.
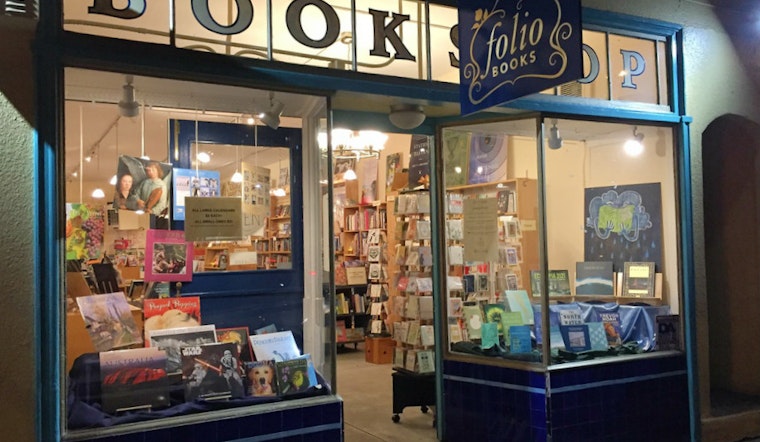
[441, 116, 682, 367]
[63, 67, 333, 434]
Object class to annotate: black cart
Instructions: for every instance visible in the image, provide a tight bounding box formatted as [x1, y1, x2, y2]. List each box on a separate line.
[391, 368, 436, 424]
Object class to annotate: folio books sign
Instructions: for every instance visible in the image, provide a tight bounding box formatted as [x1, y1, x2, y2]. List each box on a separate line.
[458, 0, 584, 115]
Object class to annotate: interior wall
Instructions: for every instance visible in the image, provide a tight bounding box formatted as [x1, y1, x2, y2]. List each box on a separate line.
[0, 17, 37, 442]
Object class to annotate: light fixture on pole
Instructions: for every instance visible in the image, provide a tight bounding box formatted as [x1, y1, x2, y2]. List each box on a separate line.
[548, 119, 563, 150]
[623, 126, 645, 156]
[389, 103, 426, 130]
[231, 143, 243, 184]
[118, 75, 140, 118]
[260, 91, 284, 130]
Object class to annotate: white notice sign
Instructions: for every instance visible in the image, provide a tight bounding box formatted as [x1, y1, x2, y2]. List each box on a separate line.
[463, 197, 499, 262]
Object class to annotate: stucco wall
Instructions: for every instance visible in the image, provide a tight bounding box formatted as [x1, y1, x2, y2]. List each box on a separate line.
[0, 16, 37, 442]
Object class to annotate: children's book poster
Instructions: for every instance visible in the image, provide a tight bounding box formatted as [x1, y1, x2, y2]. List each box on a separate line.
[144, 229, 193, 282]
[172, 168, 221, 221]
[584, 183, 662, 272]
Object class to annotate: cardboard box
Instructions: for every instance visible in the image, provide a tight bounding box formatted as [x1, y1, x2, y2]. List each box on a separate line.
[365, 336, 395, 364]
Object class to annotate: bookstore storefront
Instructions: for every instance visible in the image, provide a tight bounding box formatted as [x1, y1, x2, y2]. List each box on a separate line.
[41, 1, 694, 441]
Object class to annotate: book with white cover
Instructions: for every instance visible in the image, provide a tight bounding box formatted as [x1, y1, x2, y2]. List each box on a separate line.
[249, 330, 301, 362]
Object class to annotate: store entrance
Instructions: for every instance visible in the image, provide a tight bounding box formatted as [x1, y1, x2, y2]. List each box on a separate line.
[329, 131, 437, 440]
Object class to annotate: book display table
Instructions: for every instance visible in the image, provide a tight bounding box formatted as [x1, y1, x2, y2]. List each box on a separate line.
[391, 368, 435, 424]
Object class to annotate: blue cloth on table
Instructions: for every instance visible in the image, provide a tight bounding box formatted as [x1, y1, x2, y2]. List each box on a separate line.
[536, 302, 670, 351]
[67, 353, 331, 429]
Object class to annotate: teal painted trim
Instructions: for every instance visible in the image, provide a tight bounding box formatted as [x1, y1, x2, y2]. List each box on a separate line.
[229, 422, 343, 442]
[36, 4, 63, 438]
[678, 120, 700, 442]
[443, 374, 546, 395]
[429, 132, 445, 440]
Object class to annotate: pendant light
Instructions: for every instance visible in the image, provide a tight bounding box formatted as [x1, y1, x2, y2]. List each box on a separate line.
[231, 144, 243, 183]
[109, 118, 119, 186]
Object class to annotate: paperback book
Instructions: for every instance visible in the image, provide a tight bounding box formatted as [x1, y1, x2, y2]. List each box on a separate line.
[560, 324, 591, 352]
[462, 303, 484, 340]
[655, 314, 681, 351]
[509, 325, 533, 353]
[599, 311, 623, 346]
[548, 270, 572, 296]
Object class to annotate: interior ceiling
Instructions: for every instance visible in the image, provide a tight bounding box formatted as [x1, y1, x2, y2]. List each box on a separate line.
[64, 68, 664, 186]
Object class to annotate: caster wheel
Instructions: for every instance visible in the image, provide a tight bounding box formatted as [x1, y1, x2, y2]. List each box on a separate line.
[421, 405, 429, 414]
[392, 414, 400, 423]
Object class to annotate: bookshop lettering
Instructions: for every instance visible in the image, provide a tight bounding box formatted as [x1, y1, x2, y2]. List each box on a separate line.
[73, 1, 663, 106]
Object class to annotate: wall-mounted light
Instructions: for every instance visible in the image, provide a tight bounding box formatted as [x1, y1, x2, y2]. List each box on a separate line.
[548, 119, 563, 150]
[624, 126, 645, 156]
[118, 75, 140, 118]
[389, 104, 426, 130]
[260, 92, 284, 130]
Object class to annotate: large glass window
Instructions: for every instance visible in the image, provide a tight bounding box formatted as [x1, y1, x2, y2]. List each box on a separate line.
[63, 68, 332, 434]
[441, 116, 682, 367]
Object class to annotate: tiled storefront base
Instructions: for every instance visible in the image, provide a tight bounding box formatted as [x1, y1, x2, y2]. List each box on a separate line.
[65, 396, 343, 442]
[444, 355, 689, 441]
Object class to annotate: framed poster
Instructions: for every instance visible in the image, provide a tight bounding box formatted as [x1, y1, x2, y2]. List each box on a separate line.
[584, 182, 662, 272]
[144, 229, 193, 282]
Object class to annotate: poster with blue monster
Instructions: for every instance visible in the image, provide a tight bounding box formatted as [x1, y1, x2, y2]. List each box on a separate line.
[584, 183, 662, 273]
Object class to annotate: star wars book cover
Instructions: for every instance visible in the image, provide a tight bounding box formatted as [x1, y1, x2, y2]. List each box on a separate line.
[181, 342, 245, 401]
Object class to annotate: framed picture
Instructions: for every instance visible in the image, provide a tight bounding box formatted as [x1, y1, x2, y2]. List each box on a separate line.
[144, 229, 193, 282]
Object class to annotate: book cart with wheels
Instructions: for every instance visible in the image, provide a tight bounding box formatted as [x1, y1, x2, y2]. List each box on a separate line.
[388, 189, 437, 423]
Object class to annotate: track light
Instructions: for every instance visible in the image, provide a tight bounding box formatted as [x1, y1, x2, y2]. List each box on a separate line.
[260, 92, 284, 129]
[118, 75, 140, 118]
[548, 119, 563, 150]
[389, 104, 426, 130]
[624, 126, 645, 156]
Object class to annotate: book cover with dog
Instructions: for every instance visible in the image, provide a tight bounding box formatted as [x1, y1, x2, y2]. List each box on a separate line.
[143, 296, 202, 341]
[275, 358, 310, 396]
[181, 342, 245, 401]
[244, 360, 278, 397]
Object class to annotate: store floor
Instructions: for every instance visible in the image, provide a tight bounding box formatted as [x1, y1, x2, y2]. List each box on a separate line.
[337, 344, 438, 442]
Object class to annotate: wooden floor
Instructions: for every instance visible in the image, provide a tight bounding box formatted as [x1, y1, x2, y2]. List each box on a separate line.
[337, 345, 438, 442]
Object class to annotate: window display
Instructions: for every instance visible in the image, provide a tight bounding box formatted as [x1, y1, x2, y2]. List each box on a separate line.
[441, 116, 682, 366]
[63, 68, 333, 434]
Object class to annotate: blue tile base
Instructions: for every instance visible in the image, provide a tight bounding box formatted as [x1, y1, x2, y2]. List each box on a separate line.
[67, 396, 343, 442]
[444, 355, 689, 442]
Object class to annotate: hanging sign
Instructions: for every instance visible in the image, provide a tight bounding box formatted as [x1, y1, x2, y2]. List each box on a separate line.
[458, 0, 583, 115]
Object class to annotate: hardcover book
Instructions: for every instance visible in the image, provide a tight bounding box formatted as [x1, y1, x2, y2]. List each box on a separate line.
[655, 314, 681, 351]
[481, 322, 499, 349]
[548, 270, 572, 296]
[575, 261, 614, 296]
[181, 342, 245, 401]
[144, 229, 193, 282]
[509, 325, 533, 353]
[275, 358, 311, 395]
[462, 303, 484, 340]
[622, 261, 656, 297]
[599, 311, 623, 346]
[249, 330, 301, 362]
[483, 303, 508, 335]
[244, 360, 278, 397]
[505, 290, 534, 325]
[216, 327, 254, 362]
[560, 324, 591, 352]
[77, 292, 143, 351]
[501, 311, 524, 341]
[143, 296, 202, 340]
[100, 347, 170, 413]
[148, 325, 217, 373]
[558, 308, 584, 326]
[587, 322, 609, 351]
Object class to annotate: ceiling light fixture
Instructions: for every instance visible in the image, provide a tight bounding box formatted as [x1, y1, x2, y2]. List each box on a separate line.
[389, 104, 426, 130]
[197, 151, 211, 163]
[230, 144, 243, 183]
[91, 188, 105, 199]
[260, 91, 284, 130]
[624, 126, 645, 157]
[548, 119, 563, 150]
[118, 75, 140, 118]
[343, 169, 357, 180]
[319, 128, 387, 159]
